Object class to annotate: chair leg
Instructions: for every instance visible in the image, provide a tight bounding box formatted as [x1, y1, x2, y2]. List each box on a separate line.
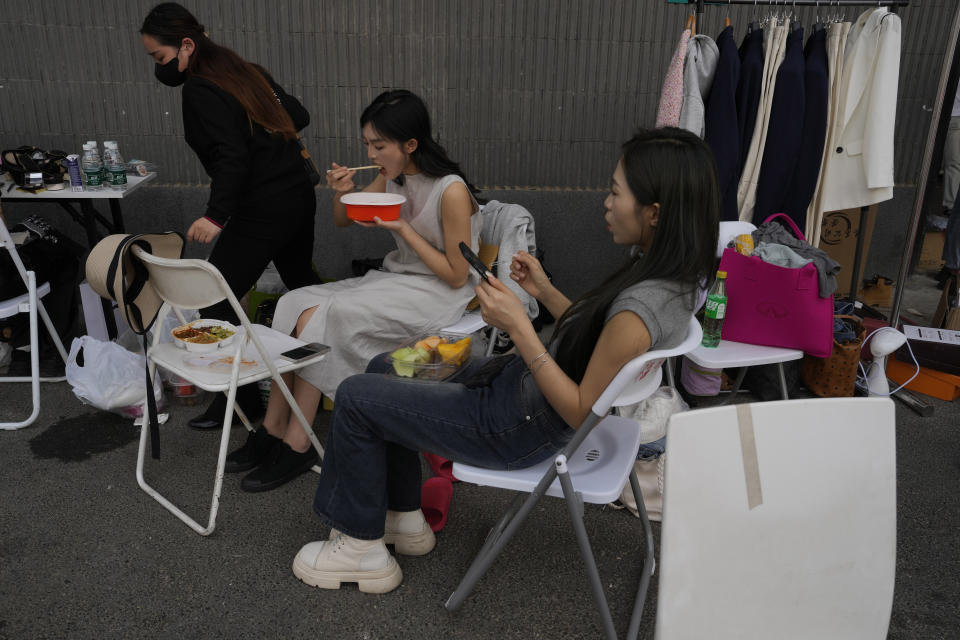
[625, 466, 656, 640]
[0, 273, 41, 430]
[722, 366, 749, 405]
[445, 464, 559, 612]
[1, 297, 69, 384]
[135, 360, 239, 536]
[555, 455, 618, 640]
[776, 362, 790, 400]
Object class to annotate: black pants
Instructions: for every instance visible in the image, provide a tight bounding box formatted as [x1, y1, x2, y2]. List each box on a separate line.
[202, 184, 320, 324]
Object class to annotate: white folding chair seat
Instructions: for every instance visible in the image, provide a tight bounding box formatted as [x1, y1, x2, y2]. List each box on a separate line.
[131, 246, 326, 536]
[655, 398, 896, 639]
[446, 317, 703, 640]
[1, 208, 69, 430]
[687, 220, 803, 402]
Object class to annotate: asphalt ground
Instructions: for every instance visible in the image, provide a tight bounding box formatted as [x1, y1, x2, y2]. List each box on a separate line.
[1, 367, 958, 639]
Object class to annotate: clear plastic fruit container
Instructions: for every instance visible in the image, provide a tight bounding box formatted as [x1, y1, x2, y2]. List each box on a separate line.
[386, 332, 472, 381]
[164, 374, 207, 406]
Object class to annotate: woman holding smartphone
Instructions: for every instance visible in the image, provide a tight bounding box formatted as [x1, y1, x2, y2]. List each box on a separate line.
[290, 127, 719, 594]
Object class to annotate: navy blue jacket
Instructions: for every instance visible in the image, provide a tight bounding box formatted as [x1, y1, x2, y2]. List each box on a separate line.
[736, 27, 765, 176]
[705, 26, 742, 221]
[754, 26, 806, 225]
[782, 27, 830, 227]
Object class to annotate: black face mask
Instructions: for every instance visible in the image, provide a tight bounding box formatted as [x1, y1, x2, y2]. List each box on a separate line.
[154, 51, 186, 87]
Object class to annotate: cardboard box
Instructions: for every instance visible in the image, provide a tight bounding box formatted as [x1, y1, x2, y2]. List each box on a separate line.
[931, 275, 960, 331]
[887, 357, 960, 401]
[917, 230, 945, 273]
[819, 205, 877, 298]
[894, 324, 960, 376]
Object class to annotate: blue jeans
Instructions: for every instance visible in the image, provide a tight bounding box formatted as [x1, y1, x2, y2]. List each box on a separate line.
[313, 353, 574, 540]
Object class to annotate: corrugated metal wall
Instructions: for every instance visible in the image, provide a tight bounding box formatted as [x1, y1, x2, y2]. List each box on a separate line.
[0, 0, 953, 189]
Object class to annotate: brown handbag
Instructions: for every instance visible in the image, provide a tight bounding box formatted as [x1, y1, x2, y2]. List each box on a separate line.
[801, 314, 866, 397]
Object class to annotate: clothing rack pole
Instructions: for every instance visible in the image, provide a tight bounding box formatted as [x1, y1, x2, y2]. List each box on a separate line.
[682, 0, 909, 7]
[889, 3, 960, 328]
[847, 206, 870, 304]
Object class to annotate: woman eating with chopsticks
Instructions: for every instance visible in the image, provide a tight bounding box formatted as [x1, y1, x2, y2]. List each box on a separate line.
[224, 89, 485, 493]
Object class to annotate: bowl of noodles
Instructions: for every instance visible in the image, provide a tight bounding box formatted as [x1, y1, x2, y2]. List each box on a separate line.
[171, 319, 238, 353]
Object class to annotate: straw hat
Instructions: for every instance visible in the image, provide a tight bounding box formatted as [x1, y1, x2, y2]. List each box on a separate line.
[85, 232, 184, 335]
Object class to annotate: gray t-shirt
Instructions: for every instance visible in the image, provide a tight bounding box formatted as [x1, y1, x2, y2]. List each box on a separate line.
[605, 278, 697, 350]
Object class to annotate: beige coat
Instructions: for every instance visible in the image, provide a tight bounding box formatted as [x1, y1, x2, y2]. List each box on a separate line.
[819, 8, 901, 213]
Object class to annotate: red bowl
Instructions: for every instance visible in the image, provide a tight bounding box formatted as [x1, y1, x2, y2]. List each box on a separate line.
[341, 192, 406, 222]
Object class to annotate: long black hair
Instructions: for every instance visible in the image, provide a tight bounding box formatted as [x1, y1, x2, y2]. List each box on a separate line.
[360, 90, 482, 199]
[140, 3, 297, 139]
[551, 127, 720, 383]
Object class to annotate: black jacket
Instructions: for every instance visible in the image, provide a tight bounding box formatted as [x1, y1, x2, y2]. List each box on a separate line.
[181, 73, 310, 226]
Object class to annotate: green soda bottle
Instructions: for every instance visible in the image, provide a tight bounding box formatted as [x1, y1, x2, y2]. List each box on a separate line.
[701, 270, 727, 348]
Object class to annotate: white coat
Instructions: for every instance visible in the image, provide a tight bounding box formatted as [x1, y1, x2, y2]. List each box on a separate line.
[820, 8, 901, 212]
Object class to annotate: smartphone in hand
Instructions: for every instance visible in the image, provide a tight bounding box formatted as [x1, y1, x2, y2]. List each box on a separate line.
[279, 342, 330, 362]
[459, 242, 490, 283]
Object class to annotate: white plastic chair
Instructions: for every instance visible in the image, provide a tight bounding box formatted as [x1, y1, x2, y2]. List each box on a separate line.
[655, 397, 896, 639]
[445, 317, 703, 640]
[131, 246, 326, 536]
[685, 220, 803, 401]
[0, 208, 69, 429]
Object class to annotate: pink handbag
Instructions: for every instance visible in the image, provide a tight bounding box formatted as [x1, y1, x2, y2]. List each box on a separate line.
[718, 213, 833, 358]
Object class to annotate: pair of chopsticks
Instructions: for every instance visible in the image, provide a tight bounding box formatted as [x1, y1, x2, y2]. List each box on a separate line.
[326, 165, 381, 173]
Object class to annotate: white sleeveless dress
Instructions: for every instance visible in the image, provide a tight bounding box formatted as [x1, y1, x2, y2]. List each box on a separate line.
[271, 173, 481, 398]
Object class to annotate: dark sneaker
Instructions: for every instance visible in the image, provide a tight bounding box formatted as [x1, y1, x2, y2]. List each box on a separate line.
[225, 428, 281, 473]
[240, 442, 318, 492]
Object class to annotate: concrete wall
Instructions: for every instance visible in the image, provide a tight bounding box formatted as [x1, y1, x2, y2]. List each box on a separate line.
[1, 0, 956, 296]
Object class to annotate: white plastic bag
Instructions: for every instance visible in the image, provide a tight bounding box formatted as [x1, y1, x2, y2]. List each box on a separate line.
[255, 261, 287, 294]
[66, 336, 163, 414]
[616, 386, 689, 444]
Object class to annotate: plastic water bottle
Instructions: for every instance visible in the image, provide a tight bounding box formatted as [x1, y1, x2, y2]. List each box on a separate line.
[87, 140, 107, 185]
[103, 141, 127, 191]
[81, 143, 103, 191]
[701, 270, 727, 348]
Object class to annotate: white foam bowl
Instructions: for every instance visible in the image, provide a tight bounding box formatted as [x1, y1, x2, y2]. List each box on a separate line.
[171, 319, 238, 353]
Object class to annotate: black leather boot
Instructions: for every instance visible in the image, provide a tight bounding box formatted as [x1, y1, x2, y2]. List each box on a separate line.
[240, 442, 318, 492]
[225, 428, 281, 473]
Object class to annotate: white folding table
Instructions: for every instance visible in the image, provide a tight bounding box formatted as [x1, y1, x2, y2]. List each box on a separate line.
[2, 173, 157, 337]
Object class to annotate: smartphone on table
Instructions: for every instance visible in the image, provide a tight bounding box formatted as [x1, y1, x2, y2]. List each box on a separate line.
[459, 241, 490, 283]
[279, 342, 330, 362]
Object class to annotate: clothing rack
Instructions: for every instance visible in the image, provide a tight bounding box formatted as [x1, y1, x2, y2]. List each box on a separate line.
[674, 0, 960, 417]
[685, 0, 909, 14]
[679, 0, 908, 308]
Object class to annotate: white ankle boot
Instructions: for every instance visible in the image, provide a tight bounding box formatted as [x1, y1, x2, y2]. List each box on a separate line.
[292, 533, 402, 594]
[328, 510, 436, 557]
[384, 509, 436, 556]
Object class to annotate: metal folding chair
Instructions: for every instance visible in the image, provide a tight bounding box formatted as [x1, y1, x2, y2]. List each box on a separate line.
[131, 246, 326, 536]
[656, 398, 896, 638]
[0, 208, 69, 429]
[445, 317, 703, 639]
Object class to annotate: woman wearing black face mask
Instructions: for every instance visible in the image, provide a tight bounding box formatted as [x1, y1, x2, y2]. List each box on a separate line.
[140, 2, 321, 429]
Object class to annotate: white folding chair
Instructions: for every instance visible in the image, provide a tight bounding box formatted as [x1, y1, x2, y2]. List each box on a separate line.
[445, 317, 703, 640]
[131, 246, 326, 536]
[0, 208, 69, 430]
[685, 220, 803, 401]
[655, 397, 896, 639]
